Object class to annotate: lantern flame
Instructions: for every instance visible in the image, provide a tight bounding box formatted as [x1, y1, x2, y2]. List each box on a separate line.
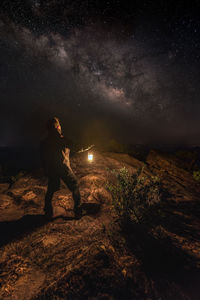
[88, 153, 93, 162]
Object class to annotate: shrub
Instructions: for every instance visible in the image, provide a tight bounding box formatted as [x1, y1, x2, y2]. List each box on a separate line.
[106, 167, 162, 224]
[193, 170, 200, 181]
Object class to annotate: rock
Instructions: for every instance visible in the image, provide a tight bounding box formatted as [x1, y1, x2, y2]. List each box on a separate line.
[7, 270, 45, 300]
[12, 176, 40, 189]
[91, 187, 112, 204]
[8, 188, 26, 197]
[0, 183, 9, 193]
[146, 150, 200, 199]
[104, 152, 145, 170]
[80, 174, 107, 188]
[22, 191, 37, 201]
[0, 194, 13, 209]
[0, 206, 24, 222]
[42, 234, 60, 247]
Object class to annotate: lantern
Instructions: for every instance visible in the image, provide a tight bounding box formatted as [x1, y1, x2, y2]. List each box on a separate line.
[88, 152, 93, 162]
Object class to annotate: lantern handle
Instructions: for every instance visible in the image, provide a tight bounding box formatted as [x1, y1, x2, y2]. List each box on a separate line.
[77, 144, 95, 153]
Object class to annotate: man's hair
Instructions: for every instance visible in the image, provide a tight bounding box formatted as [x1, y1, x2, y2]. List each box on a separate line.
[47, 117, 60, 131]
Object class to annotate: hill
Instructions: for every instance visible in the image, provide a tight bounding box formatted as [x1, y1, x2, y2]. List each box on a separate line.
[0, 150, 200, 299]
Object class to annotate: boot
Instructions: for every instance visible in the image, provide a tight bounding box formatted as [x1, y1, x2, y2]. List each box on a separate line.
[74, 204, 82, 219]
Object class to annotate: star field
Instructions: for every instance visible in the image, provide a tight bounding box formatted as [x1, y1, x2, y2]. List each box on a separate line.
[0, 0, 200, 146]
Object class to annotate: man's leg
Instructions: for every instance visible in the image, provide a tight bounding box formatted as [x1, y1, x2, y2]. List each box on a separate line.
[60, 168, 81, 212]
[44, 177, 60, 217]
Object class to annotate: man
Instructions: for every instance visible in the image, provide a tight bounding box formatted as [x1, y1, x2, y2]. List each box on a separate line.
[40, 117, 81, 219]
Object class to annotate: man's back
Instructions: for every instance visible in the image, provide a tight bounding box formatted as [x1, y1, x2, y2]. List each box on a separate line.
[40, 130, 71, 176]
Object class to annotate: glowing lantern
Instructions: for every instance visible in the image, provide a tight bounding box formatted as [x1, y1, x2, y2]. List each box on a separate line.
[88, 153, 93, 162]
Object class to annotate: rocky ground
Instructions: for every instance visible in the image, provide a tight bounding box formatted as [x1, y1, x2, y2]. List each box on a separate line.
[0, 150, 200, 299]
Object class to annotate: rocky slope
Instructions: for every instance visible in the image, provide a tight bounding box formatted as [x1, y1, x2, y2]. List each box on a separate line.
[0, 150, 199, 299]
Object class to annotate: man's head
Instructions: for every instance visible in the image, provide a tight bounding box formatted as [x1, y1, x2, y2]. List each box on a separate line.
[47, 117, 62, 135]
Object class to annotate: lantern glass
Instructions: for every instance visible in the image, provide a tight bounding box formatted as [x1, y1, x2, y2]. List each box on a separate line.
[88, 153, 93, 162]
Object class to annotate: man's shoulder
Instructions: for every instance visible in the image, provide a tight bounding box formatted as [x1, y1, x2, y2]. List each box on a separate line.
[60, 135, 72, 146]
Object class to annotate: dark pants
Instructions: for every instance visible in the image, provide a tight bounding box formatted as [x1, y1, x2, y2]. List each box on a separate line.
[44, 167, 80, 215]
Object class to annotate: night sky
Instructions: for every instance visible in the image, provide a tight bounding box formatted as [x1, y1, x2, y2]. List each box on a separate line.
[1, 0, 200, 147]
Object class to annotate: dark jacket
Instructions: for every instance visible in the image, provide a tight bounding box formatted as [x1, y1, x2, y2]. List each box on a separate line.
[40, 128, 72, 177]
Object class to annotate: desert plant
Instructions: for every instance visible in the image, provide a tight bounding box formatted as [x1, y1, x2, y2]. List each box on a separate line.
[193, 170, 200, 181]
[106, 167, 162, 224]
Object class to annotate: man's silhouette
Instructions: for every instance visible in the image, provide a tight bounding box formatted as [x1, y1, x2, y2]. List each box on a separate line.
[40, 117, 81, 219]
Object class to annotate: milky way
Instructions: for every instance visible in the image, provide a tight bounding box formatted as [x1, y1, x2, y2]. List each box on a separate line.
[1, 1, 200, 146]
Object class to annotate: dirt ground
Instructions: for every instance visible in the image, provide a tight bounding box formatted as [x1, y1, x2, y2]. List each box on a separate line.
[0, 151, 200, 299]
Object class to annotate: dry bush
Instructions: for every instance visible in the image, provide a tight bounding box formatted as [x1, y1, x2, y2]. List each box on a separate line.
[107, 167, 163, 224]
